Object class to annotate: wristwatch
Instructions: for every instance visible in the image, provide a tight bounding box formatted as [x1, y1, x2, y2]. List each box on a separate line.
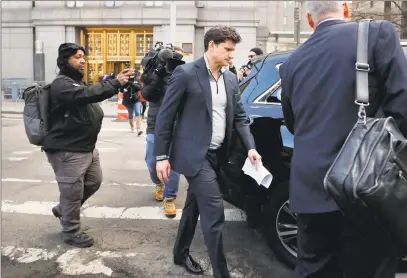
[156, 155, 169, 161]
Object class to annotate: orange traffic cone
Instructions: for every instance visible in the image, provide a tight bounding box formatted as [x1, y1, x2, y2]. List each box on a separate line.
[116, 92, 128, 120]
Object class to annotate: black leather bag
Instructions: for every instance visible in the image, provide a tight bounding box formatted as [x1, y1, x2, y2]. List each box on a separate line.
[324, 20, 407, 249]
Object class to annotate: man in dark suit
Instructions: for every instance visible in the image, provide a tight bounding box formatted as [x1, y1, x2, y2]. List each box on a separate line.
[154, 26, 262, 277]
[280, 1, 407, 277]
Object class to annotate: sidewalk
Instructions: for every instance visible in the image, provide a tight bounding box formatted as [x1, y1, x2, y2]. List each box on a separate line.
[1, 100, 118, 118]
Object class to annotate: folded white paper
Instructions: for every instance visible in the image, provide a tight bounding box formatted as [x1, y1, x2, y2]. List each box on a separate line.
[242, 158, 273, 188]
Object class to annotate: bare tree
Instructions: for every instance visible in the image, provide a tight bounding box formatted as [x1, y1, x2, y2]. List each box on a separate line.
[351, 1, 407, 39]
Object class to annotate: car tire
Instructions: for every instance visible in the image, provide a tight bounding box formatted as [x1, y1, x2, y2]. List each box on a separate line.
[263, 181, 297, 269]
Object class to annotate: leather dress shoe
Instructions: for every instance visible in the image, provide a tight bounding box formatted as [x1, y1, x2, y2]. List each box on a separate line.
[174, 255, 204, 275]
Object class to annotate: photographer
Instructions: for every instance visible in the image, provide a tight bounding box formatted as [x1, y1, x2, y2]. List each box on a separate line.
[44, 43, 133, 248]
[141, 45, 185, 217]
[122, 70, 143, 135]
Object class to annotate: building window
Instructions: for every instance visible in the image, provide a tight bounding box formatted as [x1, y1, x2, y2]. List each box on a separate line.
[136, 34, 154, 57]
[182, 43, 193, 54]
[104, 1, 123, 7]
[66, 1, 83, 7]
[145, 1, 164, 7]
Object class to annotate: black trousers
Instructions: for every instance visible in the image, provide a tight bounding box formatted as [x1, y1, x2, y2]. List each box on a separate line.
[173, 149, 229, 278]
[141, 101, 147, 117]
[294, 211, 399, 278]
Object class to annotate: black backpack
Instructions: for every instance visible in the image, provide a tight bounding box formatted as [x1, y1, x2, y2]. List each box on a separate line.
[22, 83, 51, 146]
[124, 81, 141, 104]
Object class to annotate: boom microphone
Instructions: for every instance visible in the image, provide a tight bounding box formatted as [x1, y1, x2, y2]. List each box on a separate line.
[157, 48, 173, 63]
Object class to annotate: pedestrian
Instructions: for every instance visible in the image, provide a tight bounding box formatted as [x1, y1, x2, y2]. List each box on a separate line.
[122, 77, 143, 135]
[247, 47, 263, 62]
[279, 2, 407, 277]
[154, 26, 262, 277]
[141, 46, 185, 217]
[43, 43, 133, 248]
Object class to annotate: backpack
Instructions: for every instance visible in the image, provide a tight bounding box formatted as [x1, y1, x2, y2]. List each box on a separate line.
[22, 83, 51, 146]
[128, 82, 141, 103]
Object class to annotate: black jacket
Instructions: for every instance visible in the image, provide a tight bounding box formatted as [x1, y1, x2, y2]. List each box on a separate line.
[43, 74, 121, 153]
[122, 81, 142, 107]
[141, 70, 170, 134]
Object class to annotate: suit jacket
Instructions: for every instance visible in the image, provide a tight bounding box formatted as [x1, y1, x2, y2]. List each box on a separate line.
[154, 57, 256, 177]
[280, 19, 407, 214]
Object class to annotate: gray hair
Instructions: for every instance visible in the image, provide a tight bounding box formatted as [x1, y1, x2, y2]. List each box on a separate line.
[307, 1, 343, 20]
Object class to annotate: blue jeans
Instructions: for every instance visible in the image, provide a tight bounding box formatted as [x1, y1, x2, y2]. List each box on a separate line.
[126, 102, 142, 119]
[145, 133, 180, 198]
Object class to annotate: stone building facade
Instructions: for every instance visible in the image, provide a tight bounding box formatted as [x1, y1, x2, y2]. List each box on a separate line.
[1, 1, 313, 84]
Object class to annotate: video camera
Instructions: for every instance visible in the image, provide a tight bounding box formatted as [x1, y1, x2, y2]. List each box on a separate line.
[141, 41, 185, 82]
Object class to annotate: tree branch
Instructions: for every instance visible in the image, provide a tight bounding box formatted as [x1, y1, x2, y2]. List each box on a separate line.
[392, 0, 403, 12]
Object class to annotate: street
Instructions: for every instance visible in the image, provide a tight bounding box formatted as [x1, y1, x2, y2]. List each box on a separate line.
[1, 115, 292, 278]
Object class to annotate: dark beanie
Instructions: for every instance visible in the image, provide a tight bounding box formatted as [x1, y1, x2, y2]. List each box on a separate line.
[57, 43, 86, 69]
[250, 47, 263, 56]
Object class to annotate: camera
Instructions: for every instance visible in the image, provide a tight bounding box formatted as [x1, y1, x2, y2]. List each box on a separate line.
[140, 41, 185, 83]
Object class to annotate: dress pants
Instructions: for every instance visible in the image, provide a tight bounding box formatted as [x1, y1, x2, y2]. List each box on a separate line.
[294, 211, 399, 278]
[173, 149, 229, 278]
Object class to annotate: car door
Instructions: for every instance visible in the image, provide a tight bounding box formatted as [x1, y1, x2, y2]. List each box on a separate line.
[217, 59, 289, 206]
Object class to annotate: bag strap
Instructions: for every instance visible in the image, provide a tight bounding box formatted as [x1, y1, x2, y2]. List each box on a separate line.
[355, 19, 371, 123]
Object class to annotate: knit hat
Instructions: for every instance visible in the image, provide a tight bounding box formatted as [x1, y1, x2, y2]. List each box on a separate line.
[57, 43, 86, 69]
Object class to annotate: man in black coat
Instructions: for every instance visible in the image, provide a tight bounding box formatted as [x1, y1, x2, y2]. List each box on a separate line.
[141, 46, 184, 217]
[280, 2, 407, 277]
[43, 43, 132, 248]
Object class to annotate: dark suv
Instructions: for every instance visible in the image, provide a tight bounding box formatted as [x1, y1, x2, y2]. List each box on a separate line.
[217, 51, 296, 267]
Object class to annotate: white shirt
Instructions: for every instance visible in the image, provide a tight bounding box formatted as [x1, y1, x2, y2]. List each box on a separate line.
[204, 54, 227, 150]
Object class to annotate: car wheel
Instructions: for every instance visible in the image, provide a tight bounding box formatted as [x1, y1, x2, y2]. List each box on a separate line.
[263, 181, 297, 268]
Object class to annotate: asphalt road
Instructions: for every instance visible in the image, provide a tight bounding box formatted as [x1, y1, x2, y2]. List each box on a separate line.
[1, 116, 293, 278]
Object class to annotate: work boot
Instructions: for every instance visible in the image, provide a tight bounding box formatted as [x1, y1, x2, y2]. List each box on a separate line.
[155, 183, 165, 201]
[63, 231, 94, 248]
[163, 198, 176, 218]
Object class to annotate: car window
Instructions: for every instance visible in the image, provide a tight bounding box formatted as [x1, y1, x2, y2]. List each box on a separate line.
[238, 60, 272, 97]
[403, 45, 407, 56]
[239, 74, 258, 97]
[239, 55, 287, 100]
[267, 86, 281, 102]
[256, 81, 281, 104]
[254, 62, 283, 104]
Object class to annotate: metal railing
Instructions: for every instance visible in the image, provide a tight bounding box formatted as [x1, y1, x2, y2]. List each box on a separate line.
[1, 79, 47, 102]
[1, 78, 117, 102]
